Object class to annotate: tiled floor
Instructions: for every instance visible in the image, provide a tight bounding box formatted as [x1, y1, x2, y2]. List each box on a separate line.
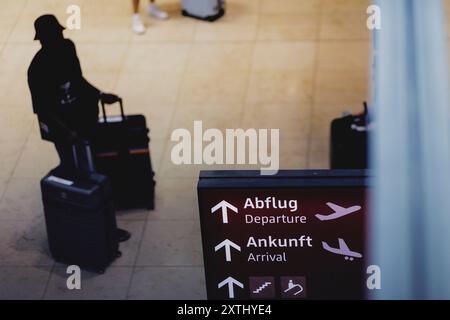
[0, 0, 371, 299]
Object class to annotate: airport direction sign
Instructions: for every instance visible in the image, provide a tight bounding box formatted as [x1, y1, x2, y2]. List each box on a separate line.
[197, 170, 369, 300]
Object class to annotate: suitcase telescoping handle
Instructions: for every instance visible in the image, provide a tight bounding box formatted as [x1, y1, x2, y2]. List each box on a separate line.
[72, 141, 96, 173]
[363, 101, 369, 125]
[101, 98, 125, 123]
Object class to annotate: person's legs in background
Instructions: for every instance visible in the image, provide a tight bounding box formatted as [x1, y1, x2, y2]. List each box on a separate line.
[132, 0, 169, 35]
[148, 0, 169, 20]
[132, 0, 145, 34]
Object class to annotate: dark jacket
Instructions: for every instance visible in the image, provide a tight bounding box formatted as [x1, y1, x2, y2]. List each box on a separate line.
[28, 39, 100, 142]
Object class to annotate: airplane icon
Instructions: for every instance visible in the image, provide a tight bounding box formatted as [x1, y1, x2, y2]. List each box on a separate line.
[315, 202, 361, 221]
[322, 238, 362, 261]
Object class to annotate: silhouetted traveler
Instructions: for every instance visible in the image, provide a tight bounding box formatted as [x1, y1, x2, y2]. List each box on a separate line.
[28, 15, 130, 242]
[28, 15, 117, 171]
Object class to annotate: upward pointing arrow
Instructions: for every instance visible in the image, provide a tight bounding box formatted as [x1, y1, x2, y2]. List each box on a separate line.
[218, 277, 244, 299]
[214, 239, 241, 262]
[211, 200, 238, 224]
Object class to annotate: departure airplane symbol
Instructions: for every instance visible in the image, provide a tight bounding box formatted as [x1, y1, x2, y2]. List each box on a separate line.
[322, 238, 362, 261]
[315, 202, 361, 221]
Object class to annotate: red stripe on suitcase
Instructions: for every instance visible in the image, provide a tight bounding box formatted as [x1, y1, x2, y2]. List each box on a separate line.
[129, 148, 149, 155]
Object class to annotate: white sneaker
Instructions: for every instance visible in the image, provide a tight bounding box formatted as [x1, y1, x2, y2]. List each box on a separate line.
[132, 14, 146, 34]
[148, 4, 169, 20]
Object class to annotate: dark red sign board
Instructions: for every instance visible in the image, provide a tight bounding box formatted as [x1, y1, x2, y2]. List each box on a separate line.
[197, 170, 369, 300]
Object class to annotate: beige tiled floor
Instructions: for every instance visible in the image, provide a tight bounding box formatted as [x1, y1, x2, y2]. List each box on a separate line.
[0, 0, 371, 299]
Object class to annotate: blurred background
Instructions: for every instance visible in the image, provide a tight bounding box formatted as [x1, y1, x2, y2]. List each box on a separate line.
[0, 0, 449, 299]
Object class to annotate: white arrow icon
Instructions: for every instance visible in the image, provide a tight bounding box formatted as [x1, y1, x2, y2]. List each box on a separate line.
[218, 277, 244, 299]
[211, 200, 238, 224]
[214, 239, 241, 262]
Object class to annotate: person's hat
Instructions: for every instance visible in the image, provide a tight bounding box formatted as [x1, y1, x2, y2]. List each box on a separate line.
[34, 14, 65, 40]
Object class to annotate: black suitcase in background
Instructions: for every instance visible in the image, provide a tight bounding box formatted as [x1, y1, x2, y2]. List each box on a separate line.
[94, 99, 156, 210]
[330, 103, 369, 169]
[41, 144, 121, 273]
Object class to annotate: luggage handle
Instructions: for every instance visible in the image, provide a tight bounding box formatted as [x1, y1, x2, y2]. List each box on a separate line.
[101, 98, 125, 123]
[72, 141, 95, 173]
[363, 101, 369, 126]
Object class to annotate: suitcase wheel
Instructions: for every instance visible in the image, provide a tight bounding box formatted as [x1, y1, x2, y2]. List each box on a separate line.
[115, 251, 122, 258]
[97, 268, 105, 275]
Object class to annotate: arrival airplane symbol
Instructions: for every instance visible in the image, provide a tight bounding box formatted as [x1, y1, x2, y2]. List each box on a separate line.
[215, 239, 241, 262]
[211, 200, 238, 224]
[218, 277, 244, 299]
[322, 238, 362, 261]
[315, 202, 361, 221]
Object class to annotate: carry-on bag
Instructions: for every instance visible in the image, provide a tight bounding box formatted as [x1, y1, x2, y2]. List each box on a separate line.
[94, 99, 156, 210]
[41, 142, 121, 273]
[330, 102, 370, 169]
[182, 0, 225, 22]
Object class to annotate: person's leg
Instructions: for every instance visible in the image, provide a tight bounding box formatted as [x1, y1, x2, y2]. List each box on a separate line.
[84, 138, 131, 242]
[55, 143, 77, 174]
[74, 141, 96, 174]
[148, 0, 169, 20]
[131, 0, 146, 34]
[132, 0, 140, 13]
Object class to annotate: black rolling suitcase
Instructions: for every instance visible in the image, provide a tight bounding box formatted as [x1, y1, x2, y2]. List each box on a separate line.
[41, 143, 121, 273]
[330, 103, 370, 169]
[94, 99, 155, 210]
